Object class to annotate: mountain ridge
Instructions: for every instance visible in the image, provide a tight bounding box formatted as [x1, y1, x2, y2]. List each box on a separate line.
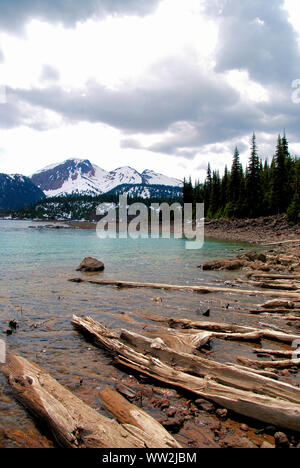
[31, 158, 182, 197]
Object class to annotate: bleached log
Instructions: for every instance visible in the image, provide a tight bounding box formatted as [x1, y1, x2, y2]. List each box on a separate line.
[68, 277, 300, 298]
[236, 279, 298, 291]
[237, 356, 300, 370]
[259, 300, 295, 309]
[3, 354, 173, 448]
[120, 329, 300, 403]
[115, 353, 300, 432]
[71, 316, 300, 431]
[99, 387, 181, 448]
[147, 316, 300, 345]
[253, 349, 295, 358]
[250, 309, 300, 315]
[144, 329, 213, 354]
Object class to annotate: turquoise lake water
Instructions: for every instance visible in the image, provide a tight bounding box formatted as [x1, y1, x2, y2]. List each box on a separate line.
[0, 220, 271, 446]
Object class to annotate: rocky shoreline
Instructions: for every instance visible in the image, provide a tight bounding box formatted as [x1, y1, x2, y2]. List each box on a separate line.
[205, 214, 300, 244]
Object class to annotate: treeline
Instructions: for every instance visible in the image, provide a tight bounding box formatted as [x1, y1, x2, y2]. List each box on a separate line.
[183, 133, 300, 222]
[11, 191, 182, 221]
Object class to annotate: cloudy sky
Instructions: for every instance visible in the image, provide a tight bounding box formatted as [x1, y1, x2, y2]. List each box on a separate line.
[0, 0, 299, 181]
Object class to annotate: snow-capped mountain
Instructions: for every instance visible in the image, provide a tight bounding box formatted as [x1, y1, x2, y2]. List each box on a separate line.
[31, 159, 182, 197]
[0, 173, 45, 210]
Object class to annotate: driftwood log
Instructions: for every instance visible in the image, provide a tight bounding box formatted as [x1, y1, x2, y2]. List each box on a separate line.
[146, 316, 300, 345]
[237, 356, 300, 370]
[3, 354, 180, 448]
[253, 349, 295, 358]
[99, 387, 181, 448]
[71, 316, 300, 432]
[68, 277, 300, 299]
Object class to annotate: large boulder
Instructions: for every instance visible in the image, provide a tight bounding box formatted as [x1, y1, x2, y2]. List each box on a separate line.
[76, 257, 105, 272]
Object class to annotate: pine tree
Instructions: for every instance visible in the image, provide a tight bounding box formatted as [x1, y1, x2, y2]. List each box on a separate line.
[245, 133, 263, 217]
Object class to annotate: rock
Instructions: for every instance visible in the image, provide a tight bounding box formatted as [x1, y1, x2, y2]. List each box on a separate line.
[216, 409, 228, 420]
[9, 320, 18, 330]
[166, 408, 177, 418]
[203, 309, 210, 317]
[153, 297, 163, 303]
[203, 259, 244, 271]
[274, 432, 290, 448]
[220, 435, 258, 449]
[195, 398, 215, 413]
[158, 416, 184, 433]
[240, 424, 249, 432]
[239, 250, 267, 263]
[261, 441, 275, 449]
[76, 257, 105, 272]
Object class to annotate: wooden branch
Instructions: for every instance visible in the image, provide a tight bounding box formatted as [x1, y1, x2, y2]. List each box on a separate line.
[146, 316, 300, 345]
[120, 329, 300, 404]
[237, 356, 300, 370]
[71, 316, 300, 432]
[3, 354, 160, 448]
[250, 309, 300, 315]
[99, 387, 181, 448]
[253, 349, 295, 358]
[68, 277, 300, 299]
[115, 353, 300, 432]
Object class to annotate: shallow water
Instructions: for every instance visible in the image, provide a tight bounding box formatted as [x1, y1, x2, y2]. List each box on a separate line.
[0, 220, 298, 447]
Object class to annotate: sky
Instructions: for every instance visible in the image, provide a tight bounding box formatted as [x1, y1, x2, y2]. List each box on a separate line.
[0, 0, 299, 182]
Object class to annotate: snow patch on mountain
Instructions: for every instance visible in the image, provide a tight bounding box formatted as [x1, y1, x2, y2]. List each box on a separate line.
[31, 159, 183, 197]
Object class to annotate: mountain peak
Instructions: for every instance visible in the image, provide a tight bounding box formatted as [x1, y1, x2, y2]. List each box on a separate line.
[30, 159, 182, 197]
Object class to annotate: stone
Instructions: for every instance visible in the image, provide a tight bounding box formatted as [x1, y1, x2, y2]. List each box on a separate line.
[274, 432, 290, 448]
[76, 257, 105, 272]
[195, 399, 215, 413]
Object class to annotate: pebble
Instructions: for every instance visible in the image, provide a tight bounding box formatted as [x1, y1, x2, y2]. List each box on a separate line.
[194, 399, 215, 413]
[240, 424, 249, 432]
[274, 432, 290, 448]
[216, 409, 228, 420]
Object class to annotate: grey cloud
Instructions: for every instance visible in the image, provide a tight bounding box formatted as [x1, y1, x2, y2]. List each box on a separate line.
[204, 0, 300, 85]
[9, 61, 240, 134]
[40, 64, 60, 82]
[0, 0, 160, 34]
[0, 48, 4, 62]
[120, 139, 143, 149]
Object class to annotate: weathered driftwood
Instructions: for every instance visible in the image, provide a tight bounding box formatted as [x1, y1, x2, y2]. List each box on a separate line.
[120, 329, 300, 403]
[262, 239, 300, 246]
[71, 316, 300, 431]
[68, 277, 300, 298]
[249, 274, 300, 281]
[236, 278, 299, 291]
[99, 387, 181, 448]
[259, 299, 295, 309]
[146, 316, 300, 345]
[144, 329, 213, 354]
[146, 326, 262, 344]
[115, 354, 300, 432]
[237, 356, 300, 370]
[3, 354, 179, 448]
[227, 363, 279, 380]
[253, 349, 295, 358]
[250, 309, 300, 315]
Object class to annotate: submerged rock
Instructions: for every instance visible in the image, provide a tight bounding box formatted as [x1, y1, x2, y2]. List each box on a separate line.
[76, 257, 105, 272]
[202, 259, 244, 271]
